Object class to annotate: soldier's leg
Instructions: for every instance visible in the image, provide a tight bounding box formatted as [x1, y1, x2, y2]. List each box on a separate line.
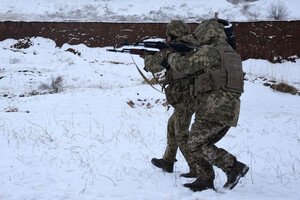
[151, 112, 177, 173]
[183, 121, 231, 191]
[187, 120, 248, 190]
[188, 120, 236, 173]
[162, 113, 178, 163]
[153, 105, 196, 175]
[172, 106, 197, 175]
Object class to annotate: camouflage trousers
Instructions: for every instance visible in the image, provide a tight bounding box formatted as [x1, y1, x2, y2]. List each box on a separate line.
[187, 120, 237, 181]
[162, 103, 196, 174]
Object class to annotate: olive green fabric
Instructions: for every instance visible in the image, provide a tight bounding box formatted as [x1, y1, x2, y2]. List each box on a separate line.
[166, 22, 241, 127]
[166, 20, 190, 38]
[165, 19, 244, 182]
[180, 19, 227, 46]
[144, 50, 196, 174]
[163, 102, 196, 174]
[144, 20, 195, 172]
[145, 20, 244, 182]
[188, 121, 236, 181]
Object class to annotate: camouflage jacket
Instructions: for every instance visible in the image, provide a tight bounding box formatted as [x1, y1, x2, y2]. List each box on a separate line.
[166, 43, 241, 127]
[144, 50, 194, 108]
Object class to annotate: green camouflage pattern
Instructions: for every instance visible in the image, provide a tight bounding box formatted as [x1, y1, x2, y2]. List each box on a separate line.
[144, 52, 165, 73]
[179, 19, 227, 46]
[193, 19, 226, 46]
[145, 20, 242, 181]
[145, 51, 194, 106]
[188, 121, 236, 181]
[167, 46, 241, 126]
[164, 19, 243, 182]
[163, 101, 196, 174]
[166, 20, 190, 38]
[166, 22, 240, 127]
[144, 41, 196, 173]
[167, 45, 221, 75]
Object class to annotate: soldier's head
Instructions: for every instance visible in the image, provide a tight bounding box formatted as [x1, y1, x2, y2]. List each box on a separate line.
[166, 20, 190, 41]
[192, 19, 227, 46]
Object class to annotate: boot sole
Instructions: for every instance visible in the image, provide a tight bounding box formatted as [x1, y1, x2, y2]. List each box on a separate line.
[224, 165, 249, 190]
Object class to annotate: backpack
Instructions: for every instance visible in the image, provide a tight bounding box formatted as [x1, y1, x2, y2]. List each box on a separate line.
[218, 19, 237, 50]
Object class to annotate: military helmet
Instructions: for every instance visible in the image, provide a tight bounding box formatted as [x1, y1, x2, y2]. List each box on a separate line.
[166, 20, 190, 38]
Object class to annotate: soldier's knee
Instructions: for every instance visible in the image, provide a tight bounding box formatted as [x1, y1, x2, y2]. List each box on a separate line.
[187, 142, 208, 154]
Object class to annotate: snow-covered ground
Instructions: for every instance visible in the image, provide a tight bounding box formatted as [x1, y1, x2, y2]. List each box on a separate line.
[0, 0, 300, 22]
[0, 37, 300, 200]
[1, 0, 300, 199]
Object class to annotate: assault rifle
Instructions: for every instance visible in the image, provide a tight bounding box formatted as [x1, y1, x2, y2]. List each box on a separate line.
[107, 18, 236, 56]
[106, 48, 158, 56]
[106, 41, 198, 56]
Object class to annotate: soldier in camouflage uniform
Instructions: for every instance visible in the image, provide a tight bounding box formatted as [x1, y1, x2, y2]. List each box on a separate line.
[143, 20, 197, 178]
[164, 19, 249, 192]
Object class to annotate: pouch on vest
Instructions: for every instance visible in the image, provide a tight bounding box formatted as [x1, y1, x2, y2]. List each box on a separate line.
[216, 46, 244, 93]
[194, 45, 244, 95]
[165, 79, 191, 105]
[194, 72, 213, 94]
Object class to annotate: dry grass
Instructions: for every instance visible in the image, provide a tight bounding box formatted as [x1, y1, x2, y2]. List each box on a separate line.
[270, 82, 298, 95]
[264, 81, 299, 95]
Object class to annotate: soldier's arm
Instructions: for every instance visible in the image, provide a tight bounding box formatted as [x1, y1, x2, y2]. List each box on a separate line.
[144, 51, 165, 73]
[166, 46, 211, 75]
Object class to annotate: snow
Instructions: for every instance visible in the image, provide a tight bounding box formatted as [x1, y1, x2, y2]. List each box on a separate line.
[0, 36, 300, 200]
[0, 0, 300, 22]
[1, 0, 300, 199]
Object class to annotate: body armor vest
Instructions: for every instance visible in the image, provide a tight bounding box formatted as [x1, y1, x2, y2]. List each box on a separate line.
[194, 45, 244, 95]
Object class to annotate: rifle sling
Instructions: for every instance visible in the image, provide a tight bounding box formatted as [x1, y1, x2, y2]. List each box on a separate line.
[131, 55, 165, 94]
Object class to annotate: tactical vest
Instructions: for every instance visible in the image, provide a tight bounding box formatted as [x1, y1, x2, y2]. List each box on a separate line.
[194, 45, 244, 95]
[162, 62, 187, 86]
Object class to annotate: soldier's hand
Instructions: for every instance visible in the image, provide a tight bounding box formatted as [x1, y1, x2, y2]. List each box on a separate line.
[161, 48, 173, 59]
[140, 54, 145, 59]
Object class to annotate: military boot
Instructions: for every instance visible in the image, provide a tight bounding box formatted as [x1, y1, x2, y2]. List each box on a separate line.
[183, 179, 215, 192]
[151, 158, 174, 173]
[223, 161, 249, 190]
[180, 172, 196, 178]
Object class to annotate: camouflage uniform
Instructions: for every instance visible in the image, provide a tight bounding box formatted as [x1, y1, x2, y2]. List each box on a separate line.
[144, 20, 196, 174]
[166, 19, 247, 187]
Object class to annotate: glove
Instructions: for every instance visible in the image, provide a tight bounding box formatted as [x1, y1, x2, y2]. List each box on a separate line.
[160, 58, 168, 68]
